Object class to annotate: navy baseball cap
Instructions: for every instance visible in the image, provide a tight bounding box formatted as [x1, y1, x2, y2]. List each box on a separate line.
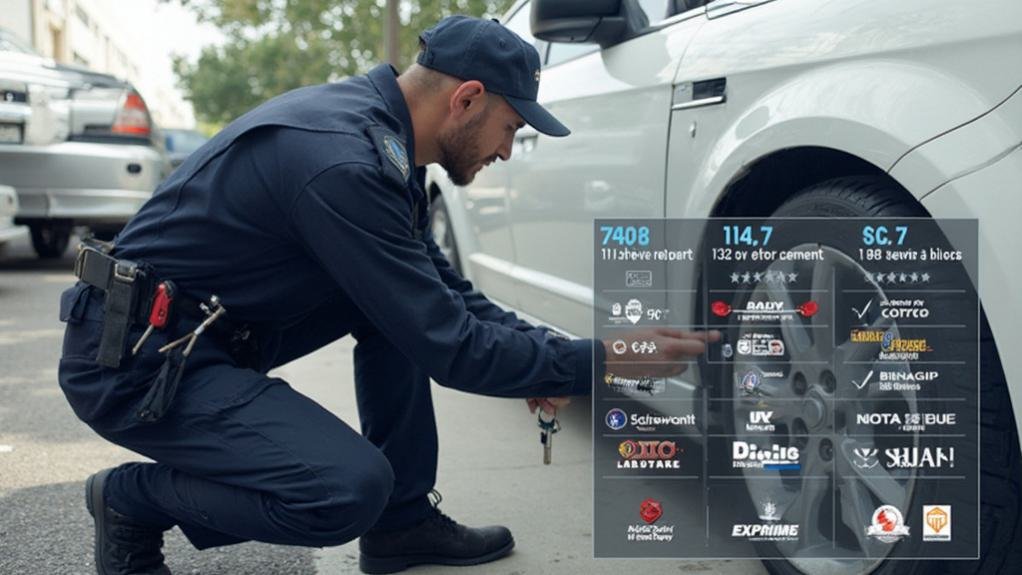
[416, 15, 570, 137]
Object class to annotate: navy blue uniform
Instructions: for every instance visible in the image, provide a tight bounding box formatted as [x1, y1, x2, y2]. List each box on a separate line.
[58, 64, 602, 549]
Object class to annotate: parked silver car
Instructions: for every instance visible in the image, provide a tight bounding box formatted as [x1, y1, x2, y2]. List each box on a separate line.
[0, 28, 169, 258]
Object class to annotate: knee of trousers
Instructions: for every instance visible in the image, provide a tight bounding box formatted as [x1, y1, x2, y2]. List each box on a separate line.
[270, 449, 395, 547]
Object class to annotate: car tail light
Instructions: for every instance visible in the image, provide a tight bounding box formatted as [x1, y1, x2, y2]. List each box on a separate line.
[111, 91, 151, 137]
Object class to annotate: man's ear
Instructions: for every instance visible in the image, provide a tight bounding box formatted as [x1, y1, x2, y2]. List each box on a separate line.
[448, 80, 487, 119]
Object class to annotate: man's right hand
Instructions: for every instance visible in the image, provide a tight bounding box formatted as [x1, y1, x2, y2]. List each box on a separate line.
[602, 328, 720, 379]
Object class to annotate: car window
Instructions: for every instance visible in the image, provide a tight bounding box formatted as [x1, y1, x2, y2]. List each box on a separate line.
[546, 42, 598, 67]
[638, 0, 672, 23]
[504, 2, 548, 63]
[166, 131, 207, 154]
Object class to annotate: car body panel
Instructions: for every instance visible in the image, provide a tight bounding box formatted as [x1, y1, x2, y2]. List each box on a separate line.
[670, 0, 1022, 219]
[2, 140, 164, 222]
[504, 10, 705, 337]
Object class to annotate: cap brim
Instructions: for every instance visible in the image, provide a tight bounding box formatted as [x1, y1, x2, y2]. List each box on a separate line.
[503, 94, 570, 137]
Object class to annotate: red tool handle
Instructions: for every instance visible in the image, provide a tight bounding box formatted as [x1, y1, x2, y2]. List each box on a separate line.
[148, 282, 175, 328]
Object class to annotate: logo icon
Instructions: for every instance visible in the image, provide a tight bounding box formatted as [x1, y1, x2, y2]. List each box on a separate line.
[759, 500, 781, 522]
[732, 499, 799, 541]
[604, 374, 665, 395]
[605, 408, 627, 431]
[611, 302, 622, 316]
[381, 134, 410, 180]
[732, 441, 800, 471]
[722, 343, 734, 359]
[640, 498, 663, 524]
[747, 410, 775, 432]
[625, 270, 652, 288]
[866, 505, 910, 543]
[797, 301, 819, 317]
[737, 339, 752, 355]
[612, 340, 627, 355]
[738, 371, 761, 396]
[852, 448, 879, 469]
[884, 447, 954, 469]
[923, 505, 951, 542]
[711, 300, 732, 317]
[618, 440, 681, 469]
[625, 299, 643, 325]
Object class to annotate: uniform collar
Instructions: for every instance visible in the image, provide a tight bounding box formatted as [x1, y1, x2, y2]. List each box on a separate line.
[367, 64, 417, 170]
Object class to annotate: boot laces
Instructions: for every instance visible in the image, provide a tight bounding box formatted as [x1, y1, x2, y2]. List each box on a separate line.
[427, 489, 459, 534]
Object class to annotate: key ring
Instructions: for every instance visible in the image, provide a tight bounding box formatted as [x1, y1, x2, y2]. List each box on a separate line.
[537, 411, 561, 434]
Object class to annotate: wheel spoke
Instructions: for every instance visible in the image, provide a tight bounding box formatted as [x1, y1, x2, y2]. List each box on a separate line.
[763, 279, 812, 355]
[796, 438, 830, 545]
[808, 254, 836, 355]
[839, 478, 882, 555]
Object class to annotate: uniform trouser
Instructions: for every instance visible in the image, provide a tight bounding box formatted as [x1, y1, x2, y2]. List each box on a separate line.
[60, 291, 439, 549]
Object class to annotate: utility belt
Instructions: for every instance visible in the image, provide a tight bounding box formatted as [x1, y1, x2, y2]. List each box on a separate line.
[73, 238, 259, 421]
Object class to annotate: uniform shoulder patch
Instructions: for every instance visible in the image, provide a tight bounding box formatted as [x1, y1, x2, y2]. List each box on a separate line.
[367, 125, 410, 183]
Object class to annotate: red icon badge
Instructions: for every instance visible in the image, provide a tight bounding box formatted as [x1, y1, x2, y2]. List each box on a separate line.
[640, 498, 663, 524]
[711, 300, 732, 317]
[797, 301, 819, 317]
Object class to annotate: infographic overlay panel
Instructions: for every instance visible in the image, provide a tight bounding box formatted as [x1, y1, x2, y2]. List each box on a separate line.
[594, 218, 979, 560]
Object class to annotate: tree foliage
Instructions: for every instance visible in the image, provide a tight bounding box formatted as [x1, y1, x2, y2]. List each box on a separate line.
[173, 0, 516, 125]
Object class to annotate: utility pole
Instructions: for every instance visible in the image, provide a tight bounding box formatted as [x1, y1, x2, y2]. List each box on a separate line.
[384, 0, 401, 68]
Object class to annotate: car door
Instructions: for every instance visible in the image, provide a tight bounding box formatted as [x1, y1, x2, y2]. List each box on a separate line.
[504, 1, 706, 337]
[452, 1, 547, 308]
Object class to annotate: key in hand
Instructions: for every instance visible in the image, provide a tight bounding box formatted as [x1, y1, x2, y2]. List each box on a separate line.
[538, 412, 560, 465]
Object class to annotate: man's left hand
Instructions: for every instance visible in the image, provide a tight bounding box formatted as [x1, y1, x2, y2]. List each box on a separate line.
[527, 396, 570, 415]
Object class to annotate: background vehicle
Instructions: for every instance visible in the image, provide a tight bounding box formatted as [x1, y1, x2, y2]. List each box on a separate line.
[163, 128, 208, 169]
[427, 0, 1022, 573]
[0, 184, 22, 249]
[0, 28, 169, 258]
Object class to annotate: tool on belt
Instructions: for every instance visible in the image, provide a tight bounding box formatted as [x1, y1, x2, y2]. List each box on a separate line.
[73, 239, 246, 422]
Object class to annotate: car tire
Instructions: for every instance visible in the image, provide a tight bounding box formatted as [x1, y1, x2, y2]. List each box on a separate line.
[29, 223, 71, 259]
[429, 192, 462, 275]
[748, 176, 1022, 575]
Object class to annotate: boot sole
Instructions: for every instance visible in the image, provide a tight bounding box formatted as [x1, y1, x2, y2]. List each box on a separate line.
[359, 538, 515, 574]
[85, 468, 113, 575]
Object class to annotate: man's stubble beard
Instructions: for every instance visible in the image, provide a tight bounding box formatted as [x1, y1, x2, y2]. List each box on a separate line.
[437, 109, 489, 187]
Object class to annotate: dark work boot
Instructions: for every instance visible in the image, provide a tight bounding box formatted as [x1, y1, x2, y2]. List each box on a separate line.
[358, 491, 515, 574]
[85, 468, 172, 575]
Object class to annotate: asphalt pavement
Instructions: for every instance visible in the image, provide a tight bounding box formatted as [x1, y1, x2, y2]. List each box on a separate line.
[0, 229, 766, 575]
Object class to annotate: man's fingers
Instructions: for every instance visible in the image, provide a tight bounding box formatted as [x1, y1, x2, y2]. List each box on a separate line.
[653, 328, 721, 342]
[547, 397, 571, 408]
[660, 338, 708, 357]
[527, 398, 538, 413]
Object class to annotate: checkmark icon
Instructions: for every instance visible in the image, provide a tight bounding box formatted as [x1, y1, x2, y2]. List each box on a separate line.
[852, 299, 872, 321]
[852, 370, 874, 390]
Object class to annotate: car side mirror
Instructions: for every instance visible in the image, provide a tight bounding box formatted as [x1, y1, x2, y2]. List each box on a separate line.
[530, 0, 631, 48]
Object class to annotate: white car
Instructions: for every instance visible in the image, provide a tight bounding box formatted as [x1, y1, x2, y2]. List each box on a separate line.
[427, 0, 1022, 573]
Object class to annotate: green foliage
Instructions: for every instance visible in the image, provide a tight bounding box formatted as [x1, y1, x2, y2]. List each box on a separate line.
[174, 0, 517, 124]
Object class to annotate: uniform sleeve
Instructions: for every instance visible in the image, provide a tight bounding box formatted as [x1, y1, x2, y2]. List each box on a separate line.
[290, 162, 599, 397]
[421, 223, 535, 331]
